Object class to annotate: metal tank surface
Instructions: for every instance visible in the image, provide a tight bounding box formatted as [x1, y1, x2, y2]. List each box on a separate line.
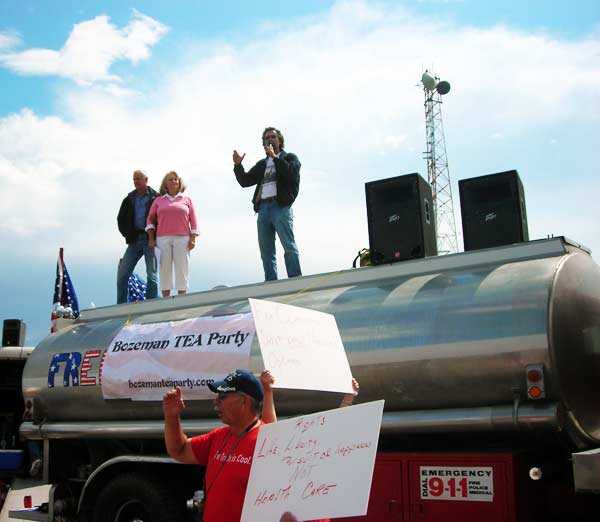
[21, 237, 600, 447]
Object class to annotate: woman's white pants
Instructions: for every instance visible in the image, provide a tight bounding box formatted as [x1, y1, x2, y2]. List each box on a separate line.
[156, 235, 190, 292]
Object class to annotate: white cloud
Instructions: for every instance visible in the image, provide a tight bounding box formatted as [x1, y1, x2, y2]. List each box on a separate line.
[0, 109, 86, 240]
[384, 135, 408, 148]
[0, 31, 22, 51]
[1, 0, 599, 295]
[0, 9, 169, 85]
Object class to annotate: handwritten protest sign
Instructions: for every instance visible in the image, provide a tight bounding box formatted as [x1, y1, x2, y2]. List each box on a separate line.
[249, 298, 353, 394]
[101, 314, 255, 400]
[241, 400, 384, 522]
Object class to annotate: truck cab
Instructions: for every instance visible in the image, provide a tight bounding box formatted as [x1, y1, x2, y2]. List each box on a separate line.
[0, 346, 33, 477]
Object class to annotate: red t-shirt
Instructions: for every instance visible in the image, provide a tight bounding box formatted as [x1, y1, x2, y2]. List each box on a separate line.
[191, 423, 261, 522]
[190, 423, 330, 522]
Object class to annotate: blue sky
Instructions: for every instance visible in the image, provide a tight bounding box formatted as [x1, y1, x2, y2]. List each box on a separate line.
[1, 0, 599, 347]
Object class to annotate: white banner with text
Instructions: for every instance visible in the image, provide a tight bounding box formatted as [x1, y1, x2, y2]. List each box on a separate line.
[101, 314, 255, 400]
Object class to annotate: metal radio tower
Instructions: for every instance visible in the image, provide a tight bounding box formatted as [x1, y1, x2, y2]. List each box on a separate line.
[421, 70, 459, 255]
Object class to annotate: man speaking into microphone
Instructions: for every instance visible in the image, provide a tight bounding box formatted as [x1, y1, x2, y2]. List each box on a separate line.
[233, 127, 302, 281]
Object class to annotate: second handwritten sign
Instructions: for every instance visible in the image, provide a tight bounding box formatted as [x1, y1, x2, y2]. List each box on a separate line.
[241, 400, 384, 522]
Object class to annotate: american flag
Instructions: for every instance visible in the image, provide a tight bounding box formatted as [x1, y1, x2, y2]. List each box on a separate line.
[51, 247, 80, 333]
[128, 273, 147, 302]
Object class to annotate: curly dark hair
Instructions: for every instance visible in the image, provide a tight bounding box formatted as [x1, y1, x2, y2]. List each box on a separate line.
[262, 127, 284, 149]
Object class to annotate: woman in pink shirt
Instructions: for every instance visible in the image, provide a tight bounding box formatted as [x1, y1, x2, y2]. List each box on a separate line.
[146, 171, 198, 297]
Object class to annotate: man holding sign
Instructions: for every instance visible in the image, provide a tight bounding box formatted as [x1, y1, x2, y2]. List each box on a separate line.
[163, 367, 360, 522]
[163, 369, 275, 522]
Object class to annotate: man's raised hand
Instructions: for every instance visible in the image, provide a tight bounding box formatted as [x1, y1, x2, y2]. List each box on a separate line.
[233, 150, 246, 165]
[162, 386, 185, 418]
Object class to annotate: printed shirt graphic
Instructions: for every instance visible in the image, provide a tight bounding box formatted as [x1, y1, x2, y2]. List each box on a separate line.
[191, 423, 262, 522]
[261, 157, 277, 199]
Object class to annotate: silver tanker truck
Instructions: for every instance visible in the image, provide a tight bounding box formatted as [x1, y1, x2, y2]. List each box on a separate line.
[6, 236, 600, 521]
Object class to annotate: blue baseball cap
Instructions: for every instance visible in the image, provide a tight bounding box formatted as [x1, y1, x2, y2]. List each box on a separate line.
[208, 369, 264, 402]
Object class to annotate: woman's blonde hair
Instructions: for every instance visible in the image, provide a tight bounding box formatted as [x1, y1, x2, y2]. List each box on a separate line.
[159, 171, 187, 195]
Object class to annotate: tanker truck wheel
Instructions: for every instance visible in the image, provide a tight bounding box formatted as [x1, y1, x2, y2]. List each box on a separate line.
[93, 472, 183, 522]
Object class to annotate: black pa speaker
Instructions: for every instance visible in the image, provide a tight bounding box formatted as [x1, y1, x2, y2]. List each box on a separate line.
[459, 169, 528, 251]
[2, 319, 26, 347]
[365, 173, 437, 264]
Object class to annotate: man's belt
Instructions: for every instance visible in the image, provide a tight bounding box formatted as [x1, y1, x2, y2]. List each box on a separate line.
[260, 196, 278, 204]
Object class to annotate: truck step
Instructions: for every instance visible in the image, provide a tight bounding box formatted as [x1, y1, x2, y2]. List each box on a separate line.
[8, 510, 50, 522]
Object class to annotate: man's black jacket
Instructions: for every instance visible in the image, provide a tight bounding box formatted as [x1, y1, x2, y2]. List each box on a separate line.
[117, 187, 159, 244]
[233, 150, 301, 212]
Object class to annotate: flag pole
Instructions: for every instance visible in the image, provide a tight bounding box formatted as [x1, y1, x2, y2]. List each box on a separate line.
[51, 246, 80, 333]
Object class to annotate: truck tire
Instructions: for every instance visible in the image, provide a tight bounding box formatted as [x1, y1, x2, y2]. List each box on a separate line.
[92, 472, 183, 522]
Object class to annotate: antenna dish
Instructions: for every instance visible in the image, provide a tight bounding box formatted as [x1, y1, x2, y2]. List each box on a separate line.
[436, 81, 451, 95]
[421, 71, 437, 91]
